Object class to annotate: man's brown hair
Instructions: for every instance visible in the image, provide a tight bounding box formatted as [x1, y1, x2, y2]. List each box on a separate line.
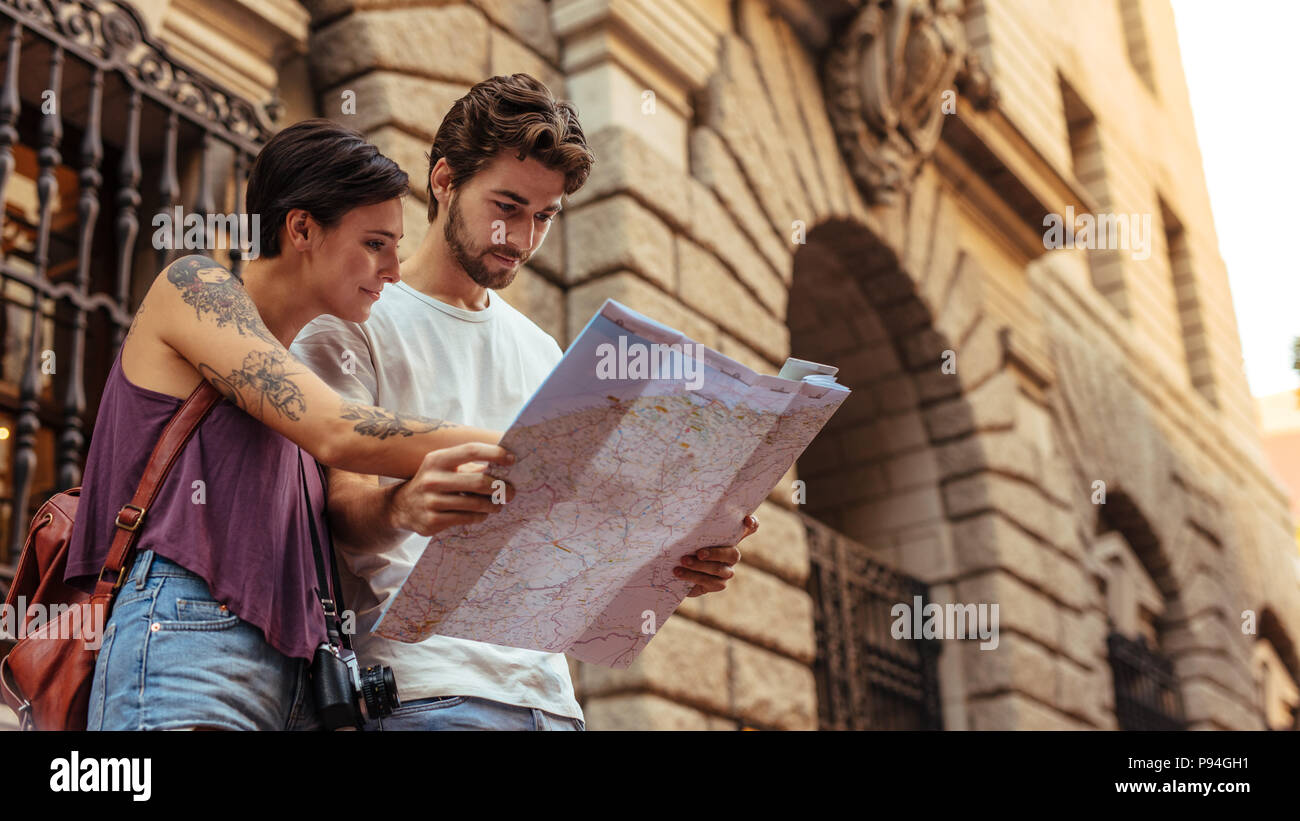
[425, 73, 594, 221]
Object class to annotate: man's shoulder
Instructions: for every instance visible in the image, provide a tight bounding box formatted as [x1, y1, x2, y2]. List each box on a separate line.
[294, 311, 366, 351]
[491, 292, 563, 356]
[296, 285, 424, 352]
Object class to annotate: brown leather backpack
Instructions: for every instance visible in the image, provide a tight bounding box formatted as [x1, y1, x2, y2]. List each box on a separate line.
[0, 380, 220, 730]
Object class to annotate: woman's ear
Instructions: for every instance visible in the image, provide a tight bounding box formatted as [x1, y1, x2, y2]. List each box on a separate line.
[284, 208, 314, 252]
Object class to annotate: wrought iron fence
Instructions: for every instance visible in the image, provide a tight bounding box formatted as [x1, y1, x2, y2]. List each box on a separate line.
[1107, 631, 1187, 730]
[804, 514, 943, 730]
[0, 0, 272, 564]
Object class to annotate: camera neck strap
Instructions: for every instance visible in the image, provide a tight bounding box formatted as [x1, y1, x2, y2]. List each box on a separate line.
[297, 448, 352, 652]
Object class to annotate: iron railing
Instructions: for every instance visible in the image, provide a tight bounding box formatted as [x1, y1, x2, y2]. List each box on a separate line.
[804, 514, 943, 730]
[1107, 631, 1186, 730]
[0, 0, 273, 563]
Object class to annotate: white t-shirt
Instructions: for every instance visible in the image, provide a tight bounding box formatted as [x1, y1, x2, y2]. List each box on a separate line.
[290, 281, 582, 719]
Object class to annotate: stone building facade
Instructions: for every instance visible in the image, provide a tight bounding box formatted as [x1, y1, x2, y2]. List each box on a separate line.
[2, 0, 1298, 730]
[1258, 390, 1300, 544]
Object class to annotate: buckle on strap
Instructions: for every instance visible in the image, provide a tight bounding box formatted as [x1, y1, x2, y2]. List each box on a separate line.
[97, 564, 127, 591]
[114, 504, 145, 532]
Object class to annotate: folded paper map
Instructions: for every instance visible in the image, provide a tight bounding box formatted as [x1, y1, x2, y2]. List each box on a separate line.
[374, 299, 850, 667]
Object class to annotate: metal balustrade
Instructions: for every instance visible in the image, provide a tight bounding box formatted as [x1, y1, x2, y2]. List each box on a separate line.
[0, 0, 272, 564]
[804, 514, 943, 730]
[1107, 631, 1187, 731]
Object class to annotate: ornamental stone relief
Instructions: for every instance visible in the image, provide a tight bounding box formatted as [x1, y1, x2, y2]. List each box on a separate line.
[825, 0, 993, 205]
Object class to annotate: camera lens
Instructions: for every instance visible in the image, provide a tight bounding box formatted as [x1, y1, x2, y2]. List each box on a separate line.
[359, 665, 400, 719]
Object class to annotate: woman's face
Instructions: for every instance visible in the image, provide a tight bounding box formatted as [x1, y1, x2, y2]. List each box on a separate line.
[306, 198, 404, 323]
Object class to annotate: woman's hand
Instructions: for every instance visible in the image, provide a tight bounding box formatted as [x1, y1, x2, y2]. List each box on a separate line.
[387, 443, 515, 537]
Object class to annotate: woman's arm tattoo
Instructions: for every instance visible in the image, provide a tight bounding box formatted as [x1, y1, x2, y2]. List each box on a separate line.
[198, 349, 308, 421]
[340, 403, 460, 440]
[166, 254, 279, 346]
[170, 255, 454, 440]
[124, 297, 146, 342]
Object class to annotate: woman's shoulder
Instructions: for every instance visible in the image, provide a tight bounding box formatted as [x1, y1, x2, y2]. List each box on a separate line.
[119, 257, 241, 399]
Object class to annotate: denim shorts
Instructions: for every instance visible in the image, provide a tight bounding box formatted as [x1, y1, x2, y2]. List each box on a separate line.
[369, 695, 585, 731]
[88, 549, 320, 731]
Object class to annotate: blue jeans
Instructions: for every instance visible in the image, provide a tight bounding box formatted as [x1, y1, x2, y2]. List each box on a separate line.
[88, 550, 320, 731]
[369, 695, 585, 731]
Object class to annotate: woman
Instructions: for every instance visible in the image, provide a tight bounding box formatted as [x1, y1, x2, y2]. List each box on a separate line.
[64, 119, 509, 730]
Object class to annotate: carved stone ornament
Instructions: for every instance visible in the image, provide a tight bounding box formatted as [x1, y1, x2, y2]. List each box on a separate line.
[826, 0, 993, 205]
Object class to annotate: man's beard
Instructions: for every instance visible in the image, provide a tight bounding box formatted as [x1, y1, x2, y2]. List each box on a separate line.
[444, 193, 525, 290]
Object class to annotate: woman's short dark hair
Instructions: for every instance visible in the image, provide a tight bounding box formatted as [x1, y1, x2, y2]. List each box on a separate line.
[246, 118, 410, 258]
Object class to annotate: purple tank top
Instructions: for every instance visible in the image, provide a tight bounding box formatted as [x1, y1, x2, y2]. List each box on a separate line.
[64, 349, 329, 661]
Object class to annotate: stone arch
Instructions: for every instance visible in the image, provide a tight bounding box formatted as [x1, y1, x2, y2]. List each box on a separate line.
[790, 217, 988, 580]
[1258, 607, 1300, 683]
[1253, 607, 1300, 729]
[1051, 316, 1259, 726]
[788, 208, 1009, 730]
[1086, 488, 1200, 727]
[1093, 489, 1180, 620]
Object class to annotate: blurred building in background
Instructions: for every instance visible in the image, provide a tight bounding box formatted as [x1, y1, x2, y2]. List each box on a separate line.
[1257, 390, 1300, 545]
[2, 0, 1297, 731]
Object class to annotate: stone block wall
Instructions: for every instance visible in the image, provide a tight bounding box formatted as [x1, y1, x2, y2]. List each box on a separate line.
[290, 0, 1300, 730]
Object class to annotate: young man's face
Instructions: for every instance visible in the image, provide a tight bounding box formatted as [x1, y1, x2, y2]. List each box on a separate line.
[437, 151, 565, 290]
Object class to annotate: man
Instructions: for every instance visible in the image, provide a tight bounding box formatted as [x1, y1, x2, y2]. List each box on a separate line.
[292, 73, 756, 731]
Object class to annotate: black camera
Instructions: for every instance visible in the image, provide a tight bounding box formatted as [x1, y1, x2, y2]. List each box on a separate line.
[311, 643, 400, 730]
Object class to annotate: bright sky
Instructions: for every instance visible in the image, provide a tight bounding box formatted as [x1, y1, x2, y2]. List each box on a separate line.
[1171, 1, 1300, 399]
